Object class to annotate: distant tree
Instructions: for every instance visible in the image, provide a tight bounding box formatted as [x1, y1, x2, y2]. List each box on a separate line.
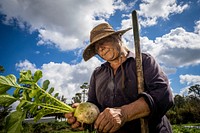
[0, 65, 5, 73]
[72, 93, 82, 103]
[174, 95, 185, 108]
[167, 92, 200, 124]
[80, 82, 89, 102]
[188, 84, 200, 98]
[167, 95, 184, 124]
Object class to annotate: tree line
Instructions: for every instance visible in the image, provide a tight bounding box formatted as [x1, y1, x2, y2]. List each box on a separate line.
[166, 84, 200, 124]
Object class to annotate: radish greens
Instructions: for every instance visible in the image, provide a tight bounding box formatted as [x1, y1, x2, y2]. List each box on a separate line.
[0, 70, 99, 133]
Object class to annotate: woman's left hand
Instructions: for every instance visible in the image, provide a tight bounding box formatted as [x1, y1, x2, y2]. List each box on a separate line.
[94, 107, 127, 132]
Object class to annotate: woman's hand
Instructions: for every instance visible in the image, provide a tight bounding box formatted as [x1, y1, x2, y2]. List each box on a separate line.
[94, 107, 127, 133]
[65, 103, 84, 130]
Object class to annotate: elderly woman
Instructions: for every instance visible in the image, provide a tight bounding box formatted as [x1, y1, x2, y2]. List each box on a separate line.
[66, 23, 174, 133]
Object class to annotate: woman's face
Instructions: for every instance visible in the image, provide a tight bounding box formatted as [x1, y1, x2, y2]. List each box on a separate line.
[95, 41, 120, 61]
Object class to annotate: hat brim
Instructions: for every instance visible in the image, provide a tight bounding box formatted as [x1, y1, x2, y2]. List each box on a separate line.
[83, 27, 132, 61]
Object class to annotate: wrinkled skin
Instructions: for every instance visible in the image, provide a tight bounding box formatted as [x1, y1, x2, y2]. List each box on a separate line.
[94, 108, 127, 133]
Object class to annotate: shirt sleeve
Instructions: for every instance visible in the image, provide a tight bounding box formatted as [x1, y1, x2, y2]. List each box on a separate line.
[138, 53, 174, 120]
[87, 69, 102, 110]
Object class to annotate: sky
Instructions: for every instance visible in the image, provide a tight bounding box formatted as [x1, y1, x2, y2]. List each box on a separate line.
[0, 0, 200, 104]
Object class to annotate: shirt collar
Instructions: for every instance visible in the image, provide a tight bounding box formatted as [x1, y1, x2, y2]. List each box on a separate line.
[102, 51, 135, 67]
[127, 51, 135, 59]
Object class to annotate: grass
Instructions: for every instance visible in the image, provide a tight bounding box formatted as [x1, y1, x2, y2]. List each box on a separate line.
[172, 123, 200, 133]
[2, 121, 198, 133]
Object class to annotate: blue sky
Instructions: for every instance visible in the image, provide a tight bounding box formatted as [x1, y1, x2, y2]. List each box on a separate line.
[0, 0, 200, 103]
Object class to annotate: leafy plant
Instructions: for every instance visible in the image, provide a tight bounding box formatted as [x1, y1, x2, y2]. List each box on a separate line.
[0, 70, 99, 133]
[0, 105, 12, 133]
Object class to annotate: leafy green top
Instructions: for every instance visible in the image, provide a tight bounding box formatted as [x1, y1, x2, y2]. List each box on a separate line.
[0, 70, 75, 133]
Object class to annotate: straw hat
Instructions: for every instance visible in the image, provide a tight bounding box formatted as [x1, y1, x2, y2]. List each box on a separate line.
[83, 23, 131, 61]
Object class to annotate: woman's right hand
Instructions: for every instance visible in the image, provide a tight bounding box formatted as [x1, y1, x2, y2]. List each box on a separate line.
[65, 103, 84, 130]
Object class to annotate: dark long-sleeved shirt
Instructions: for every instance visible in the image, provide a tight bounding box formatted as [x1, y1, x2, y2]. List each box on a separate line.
[88, 52, 174, 133]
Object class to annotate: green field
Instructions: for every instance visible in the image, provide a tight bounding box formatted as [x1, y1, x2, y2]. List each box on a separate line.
[172, 123, 200, 133]
[1, 121, 200, 133]
[21, 122, 200, 133]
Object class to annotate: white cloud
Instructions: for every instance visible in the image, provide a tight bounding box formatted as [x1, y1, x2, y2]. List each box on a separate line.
[35, 51, 40, 54]
[179, 74, 200, 96]
[0, 0, 192, 60]
[194, 20, 200, 34]
[15, 58, 102, 102]
[138, 0, 189, 27]
[180, 74, 200, 85]
[160, 65, 176, 75]
[37, 29, 80, 51]
[119, 19, 200, 76]
[179, 86, 189, 96]
[15, 59, 38, 73]
[153, 27, 200, 67]
[124, 21, 200, 70]
[0, 0, 126, 51]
